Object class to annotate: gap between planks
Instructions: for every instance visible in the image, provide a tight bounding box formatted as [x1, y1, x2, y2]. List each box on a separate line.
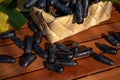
[1, 37, 120, 80]
[76, 67, 120, 80]
[5, 51, 120, 80]
[1, 20, 120, 79]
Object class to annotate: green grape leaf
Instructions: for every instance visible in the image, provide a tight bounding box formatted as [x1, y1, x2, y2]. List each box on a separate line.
[1, 0, 13, 5]
[0, 4, 27, 29]
[101, 0, 120, 4]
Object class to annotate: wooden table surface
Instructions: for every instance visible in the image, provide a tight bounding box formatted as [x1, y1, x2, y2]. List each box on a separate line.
[0, 7, 120, 80]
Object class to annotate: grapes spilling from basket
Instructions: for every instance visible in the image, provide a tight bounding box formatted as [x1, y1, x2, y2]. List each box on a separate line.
[0, 24, 120, 72]
[23, 0, 100, 24]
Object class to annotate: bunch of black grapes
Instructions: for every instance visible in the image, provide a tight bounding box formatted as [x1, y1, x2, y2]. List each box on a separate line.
[23, 0, 100, 24]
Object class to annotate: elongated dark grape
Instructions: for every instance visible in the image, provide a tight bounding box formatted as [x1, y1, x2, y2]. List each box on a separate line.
[116, 32, 120, 41]
[56, 43, 72, 53]
[23, 0, 39, 9]
[103, 34, 120, 46]
[92, 53, 114, 66]
[49, 0, 72, 14]
[33, 43, 48, 59]
[57, 52, 73, 60]
[81, 0, 90, 18]
[74, 48, 93, 58]
[11, 36, 24, 49]
[69, 0, 77, 11]
[116, 32, 120, 37]
[108, 31, 120, 42]
[55, 59, 77, 66]
[47, 44, 56, 63]
[45, 62, 64, 73]
[33, 31, 43, 44]
[0, 30, 15, 39]
[75, 2, 84, 24]
[90, 0, 100, 4]
[0, 55, 15, 63]
[28, 21, 39, 33]
[71, 42, 80, 53]
[60, 0, 70, 3]
[19, 53, 36, 68]
[36, 0, 47, 10]
[96, 43, 117, 55]
[24, 36, 33, 54]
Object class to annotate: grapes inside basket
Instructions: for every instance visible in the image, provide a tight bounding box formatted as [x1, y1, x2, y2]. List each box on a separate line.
[24, 0, 112, 43]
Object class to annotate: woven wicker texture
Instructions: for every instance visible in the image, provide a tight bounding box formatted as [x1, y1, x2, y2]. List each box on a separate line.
[30, 1, 112, 43]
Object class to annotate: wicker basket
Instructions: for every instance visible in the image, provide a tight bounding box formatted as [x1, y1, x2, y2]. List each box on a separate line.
[30, 1, 112, 43]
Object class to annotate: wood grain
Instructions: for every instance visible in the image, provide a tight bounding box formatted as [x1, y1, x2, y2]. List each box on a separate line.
[0, 20, 120, 57]
[78, 67, 120, 80]
[0, 28, 34, 46]
[0, 55, 45, 80]
[6, 51, 120, 80]
[0, 19, 120, 79]
[0, 38, 119, 80]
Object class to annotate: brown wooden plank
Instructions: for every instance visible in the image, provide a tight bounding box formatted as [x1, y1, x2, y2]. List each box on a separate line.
[0, 27, 34, 46]
[0, 43, 24, 57]
[0, 38, 47, 57]
[0, 19, 119, 79]
[78, 67, 120, 80]
[0, 55, 45, 80]
[0, 38, 119, 80]
[1, 20, 120, 57]
[6, 51, 120, 80]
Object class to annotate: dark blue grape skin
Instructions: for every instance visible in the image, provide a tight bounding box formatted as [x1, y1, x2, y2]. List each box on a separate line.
[36, 0, 47, 10]
[71, 42, 80, 53]
[57, 52, 73, 60]
[28, 21, 39, 33]
[24, 36, 33, 54]
[33, 43, 48, 59]
[116, 32, 120, 37]
[48, 0, 72, 14]
[81, 0, 90, 18]
[97, 44, 117, 55]
[90, 0, 100, 4]
[55, 59, 78, 66]
[0, 30, 15, 39]
[19, 53, 36, 68]
[60, 0, 70, 3]
[75, 2, 84, 24]
[108, 31, 120, 42]
[33, 31, 43, 44]
[0, 55, 15, 63]
[11, 36, 24, 49]
[73, 48, 93, 58]
[23, 0, 39, 9]
[56, 43, 72, 53]
[92, 53, 114, 66]
[45, 62, 64, 73]
[103, 34, 120, 46]
[116, 32, 120, 41]
[68, 0, 77, 11]
[47, 44, 56, 63]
